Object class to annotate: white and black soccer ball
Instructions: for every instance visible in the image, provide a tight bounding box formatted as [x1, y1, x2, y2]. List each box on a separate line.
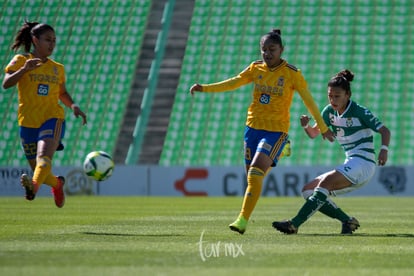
[83, 151, 115, 181]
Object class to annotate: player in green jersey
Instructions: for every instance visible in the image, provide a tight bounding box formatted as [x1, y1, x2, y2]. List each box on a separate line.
[272, 69, 391, 234]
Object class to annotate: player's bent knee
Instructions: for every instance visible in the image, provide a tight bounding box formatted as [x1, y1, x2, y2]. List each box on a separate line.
[302, 189, 313, 199]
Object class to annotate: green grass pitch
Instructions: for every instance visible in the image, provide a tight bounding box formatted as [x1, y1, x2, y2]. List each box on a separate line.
[1, 196, 414, 275]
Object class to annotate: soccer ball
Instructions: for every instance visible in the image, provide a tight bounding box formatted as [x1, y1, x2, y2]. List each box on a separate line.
[83, 151, 115, 181]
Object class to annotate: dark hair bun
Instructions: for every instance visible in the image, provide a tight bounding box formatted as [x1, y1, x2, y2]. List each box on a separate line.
[337, 69, 354, 82]
[272, 29, 281, 35]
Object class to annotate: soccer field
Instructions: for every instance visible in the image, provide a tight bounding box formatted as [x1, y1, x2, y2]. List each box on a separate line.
[1, 196, 413, 275]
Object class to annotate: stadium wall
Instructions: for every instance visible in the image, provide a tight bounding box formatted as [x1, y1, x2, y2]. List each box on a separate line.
[0, 165, 411, 197]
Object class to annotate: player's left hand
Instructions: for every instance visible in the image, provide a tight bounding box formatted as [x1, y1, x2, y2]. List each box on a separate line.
[300, 115, 310, 127]
[72, 105, 87, 125]
[378, 150, 388, 166]
[321, 129, 335, 142]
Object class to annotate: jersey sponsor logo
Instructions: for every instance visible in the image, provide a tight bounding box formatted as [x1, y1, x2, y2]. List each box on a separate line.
[330, 113, 362, 127]
[259, 93, 270, 104]
[346, 118, 353, 127]
[37, 84, 49, 96]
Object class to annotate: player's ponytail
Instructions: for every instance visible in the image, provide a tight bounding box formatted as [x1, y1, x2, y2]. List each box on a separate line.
[11, 20, 54, 52]
[11, 20, 38, 52]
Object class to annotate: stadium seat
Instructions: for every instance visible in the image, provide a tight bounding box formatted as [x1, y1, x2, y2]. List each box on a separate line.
[0, 0, 150, 166]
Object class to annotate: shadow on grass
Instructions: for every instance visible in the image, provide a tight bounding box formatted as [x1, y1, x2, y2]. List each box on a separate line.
[297, 233, 414, 238]
[81, 231, 184, 237]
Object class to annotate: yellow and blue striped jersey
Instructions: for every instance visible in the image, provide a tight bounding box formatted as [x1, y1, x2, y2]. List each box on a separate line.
[201, 60, 328, 133]
[5, 53, 66, 128]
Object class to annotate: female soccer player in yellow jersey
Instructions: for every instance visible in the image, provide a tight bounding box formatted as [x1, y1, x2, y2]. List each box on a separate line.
[190, 29, 335, 234]
[2, 21, 87, 208]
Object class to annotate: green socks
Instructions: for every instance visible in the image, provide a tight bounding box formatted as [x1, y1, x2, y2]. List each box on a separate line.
[319, 200, 350, 222]
[300, 189, 351, 226]
[291, 187, 329, 228]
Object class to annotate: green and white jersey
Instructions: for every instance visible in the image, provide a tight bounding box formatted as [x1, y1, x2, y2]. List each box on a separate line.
[322, 100, 383, 164]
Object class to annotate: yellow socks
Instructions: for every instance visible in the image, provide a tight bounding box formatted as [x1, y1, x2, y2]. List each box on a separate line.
[44, 174, 58, 188]
[240, 166, 265, 220]
[33, 156, 52, 187]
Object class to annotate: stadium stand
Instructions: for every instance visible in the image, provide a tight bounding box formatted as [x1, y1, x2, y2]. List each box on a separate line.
[1, 0, 412, 167]
[160, 0, 414, 166]
[0, 0, 150, 166]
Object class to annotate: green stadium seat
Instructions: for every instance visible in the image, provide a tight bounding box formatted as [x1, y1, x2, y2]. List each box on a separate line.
[160, 0, 413, 166]
[0, 0, 150, 166]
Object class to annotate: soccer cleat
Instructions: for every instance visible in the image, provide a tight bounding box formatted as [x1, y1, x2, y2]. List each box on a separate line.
[56, 142, 64, 151]
[272, 220, 298, 234]
[51, 176, 65, 208]
[281, 140, 291, 157]
[229, 216, 247, 234]
[341, 217, 360, 234]
[20, 174, 36, 201]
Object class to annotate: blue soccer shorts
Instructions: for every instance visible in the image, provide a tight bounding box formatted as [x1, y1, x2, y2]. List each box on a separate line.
[244, 126, 289, 167]
[19, 118, 66, 160]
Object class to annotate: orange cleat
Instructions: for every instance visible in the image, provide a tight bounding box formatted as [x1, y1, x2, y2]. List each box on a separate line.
[52, 176, 65, 208]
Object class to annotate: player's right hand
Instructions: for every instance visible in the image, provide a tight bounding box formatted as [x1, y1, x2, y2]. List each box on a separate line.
[189, 84, 202, 95]
[72, 105, 87, 125]
[322, 129, 335, 142]
[300, 115, 310, 127]
[22, 58, 42, 71]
